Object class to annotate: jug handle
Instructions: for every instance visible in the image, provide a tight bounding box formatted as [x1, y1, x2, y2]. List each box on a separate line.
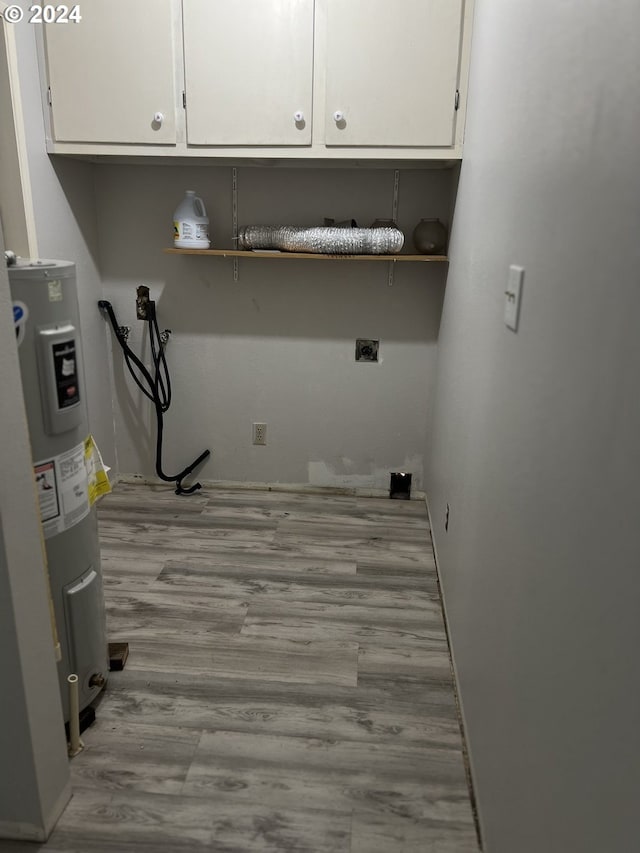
[194, 197, 206, 217]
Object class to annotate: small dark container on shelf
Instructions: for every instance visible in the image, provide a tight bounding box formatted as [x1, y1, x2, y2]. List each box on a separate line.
[412, 218, 447, 254]
[389, 472, 412, 500]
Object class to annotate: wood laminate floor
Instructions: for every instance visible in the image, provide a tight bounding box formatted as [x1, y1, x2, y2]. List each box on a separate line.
[1, 483, 479, 852]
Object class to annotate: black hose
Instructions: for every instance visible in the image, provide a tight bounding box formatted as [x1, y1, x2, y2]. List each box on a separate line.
[98, 299, 210, 495]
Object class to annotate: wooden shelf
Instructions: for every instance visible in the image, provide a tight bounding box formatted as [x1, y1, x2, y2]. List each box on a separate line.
[164, 248, 448, 262]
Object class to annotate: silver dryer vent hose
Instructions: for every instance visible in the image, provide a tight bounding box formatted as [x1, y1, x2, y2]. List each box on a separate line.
[237, 225, 404, 255]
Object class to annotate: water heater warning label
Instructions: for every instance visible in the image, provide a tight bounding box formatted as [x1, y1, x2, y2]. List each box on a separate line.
[34, 440, 90, 539]
[34, 460, 59, 524]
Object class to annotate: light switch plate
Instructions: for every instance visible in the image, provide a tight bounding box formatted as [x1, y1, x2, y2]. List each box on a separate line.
[504, 265, 524, 332]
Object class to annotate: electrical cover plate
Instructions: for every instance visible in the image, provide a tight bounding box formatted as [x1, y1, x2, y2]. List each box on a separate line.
[253, 423, 267, 445]
[505, 265, 524, 332]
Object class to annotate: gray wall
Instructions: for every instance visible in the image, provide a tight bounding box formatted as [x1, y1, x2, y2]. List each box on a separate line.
[427, 1, 640, 851]
[0, 226, 70, 841]
[0, 526, 40, 835]
[96, 164, 451, 490]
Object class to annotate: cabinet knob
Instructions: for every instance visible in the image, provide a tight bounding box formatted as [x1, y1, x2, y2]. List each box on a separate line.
[153, 112, 164, 125]
[333, 110, 344, 123]
[294, 111, 305, 123]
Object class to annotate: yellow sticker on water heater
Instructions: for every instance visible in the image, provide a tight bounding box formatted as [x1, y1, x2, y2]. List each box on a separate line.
[84, 435, 112, 506]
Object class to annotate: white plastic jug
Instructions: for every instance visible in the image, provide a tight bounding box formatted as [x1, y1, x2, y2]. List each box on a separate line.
[173, 190, 210, 249]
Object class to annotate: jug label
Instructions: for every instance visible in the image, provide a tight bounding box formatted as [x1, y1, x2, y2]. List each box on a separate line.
[174, 220, 209, 242]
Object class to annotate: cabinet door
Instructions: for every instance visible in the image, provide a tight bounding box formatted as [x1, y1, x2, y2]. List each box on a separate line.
[44, 0, 176, 145]
[183, 0, 314, 146]
[325, 0, 463, 147]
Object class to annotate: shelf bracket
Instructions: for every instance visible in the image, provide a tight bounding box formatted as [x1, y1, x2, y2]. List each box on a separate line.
[232, 167, 239, 282]
[388, 169, 400, 286]
[388, 258, 399, 287]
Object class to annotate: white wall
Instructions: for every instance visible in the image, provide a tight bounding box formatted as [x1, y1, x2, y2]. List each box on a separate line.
[0, 226, 70, 842]
[6, 16, 453, 492]
[427, 2, 640, 851]
[0, 15, 33, 256]
[96, 164, 451, 490]
[10, 19, 116, 468]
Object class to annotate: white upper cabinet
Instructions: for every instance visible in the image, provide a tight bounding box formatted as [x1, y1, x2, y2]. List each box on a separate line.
[324, 0, 463, 147]
[41, 0, 473, 159]
[183, 0, 314, 146]
[44, 0, 177, 145]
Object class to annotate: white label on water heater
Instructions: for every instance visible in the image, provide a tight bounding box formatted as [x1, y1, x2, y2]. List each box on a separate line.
[36, 324, 83, 435]
[33, 440, 90, 539]
[48, 280, 63, 302]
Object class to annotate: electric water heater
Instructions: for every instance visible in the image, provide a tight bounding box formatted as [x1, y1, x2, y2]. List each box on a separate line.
[9, 259, 108, 722]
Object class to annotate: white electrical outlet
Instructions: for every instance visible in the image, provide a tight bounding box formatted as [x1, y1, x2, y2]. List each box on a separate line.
[253, 423, 267, 445]
[504, 265, 524, 332]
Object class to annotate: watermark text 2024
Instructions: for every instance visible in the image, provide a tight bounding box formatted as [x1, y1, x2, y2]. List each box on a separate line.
[2, 5, 82, 24]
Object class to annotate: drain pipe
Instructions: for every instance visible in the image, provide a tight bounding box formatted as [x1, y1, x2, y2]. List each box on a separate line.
[67, 674, 84, 757]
